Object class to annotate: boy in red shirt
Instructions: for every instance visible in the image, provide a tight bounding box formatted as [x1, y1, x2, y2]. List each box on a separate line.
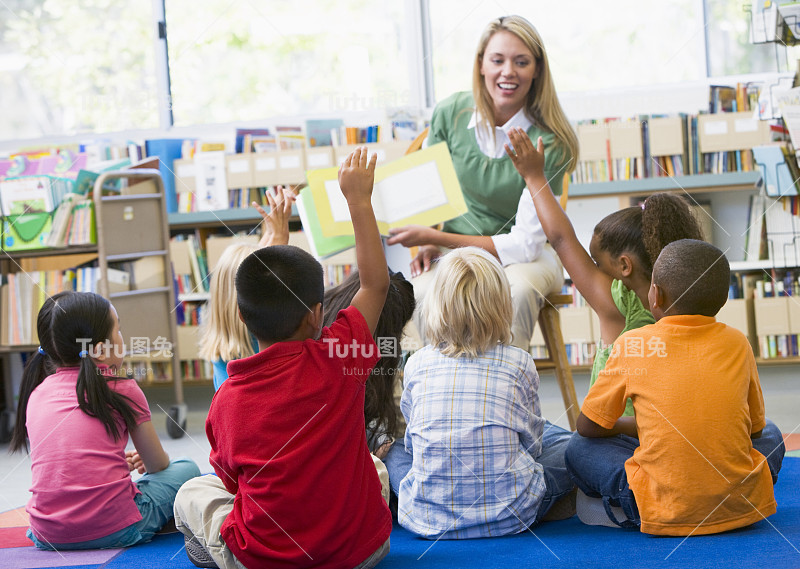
[174, 148, 391, 569]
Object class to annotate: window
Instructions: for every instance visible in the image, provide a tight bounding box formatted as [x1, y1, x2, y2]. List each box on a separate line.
[0, 0, 158, 140]
[705, 0, 793, 76]
[427, 0, 706, 103]
[165, 0, 411, 126]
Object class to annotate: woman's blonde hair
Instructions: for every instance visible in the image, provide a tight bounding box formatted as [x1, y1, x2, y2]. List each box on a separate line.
[199, 242, 259, 362]
[472, 15, 579, 172]
[424, 247, 512, 358]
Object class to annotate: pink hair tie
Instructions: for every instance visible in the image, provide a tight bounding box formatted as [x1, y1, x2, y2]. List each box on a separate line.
[641, 202, 646, 210]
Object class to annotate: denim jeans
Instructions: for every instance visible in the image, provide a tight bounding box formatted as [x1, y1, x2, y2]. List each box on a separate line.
[384, 420, 575, 522]
[564, 419, 786, 529]
[28, 458, 200, 550]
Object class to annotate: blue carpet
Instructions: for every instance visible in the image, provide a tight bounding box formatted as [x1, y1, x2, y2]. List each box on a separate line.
[9, 457, 800, 568]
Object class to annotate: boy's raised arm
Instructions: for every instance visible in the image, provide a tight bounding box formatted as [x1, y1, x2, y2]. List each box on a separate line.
[338, 147, 389, 335]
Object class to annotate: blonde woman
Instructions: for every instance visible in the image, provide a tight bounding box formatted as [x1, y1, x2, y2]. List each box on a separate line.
[199, 187, 294, 390]
[387, 15, 578, 351]
[384, 247, 575, 539]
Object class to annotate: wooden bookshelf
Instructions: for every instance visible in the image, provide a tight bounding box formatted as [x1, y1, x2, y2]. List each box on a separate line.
[1, 244, 98, 260]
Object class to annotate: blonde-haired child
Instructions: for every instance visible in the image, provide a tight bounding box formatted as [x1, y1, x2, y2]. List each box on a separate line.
[198, 187, 294, 390]
[385, 247, 575, 539]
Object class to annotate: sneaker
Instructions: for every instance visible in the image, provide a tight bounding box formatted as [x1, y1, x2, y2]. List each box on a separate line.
[542, 487, 577, 521]
[184, 534, 219, 569]
[575, 489, 625, 528]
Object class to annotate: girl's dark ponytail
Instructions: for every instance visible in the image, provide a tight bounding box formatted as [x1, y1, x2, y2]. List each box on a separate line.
[10, 291, 69, 453]
[641, 193, 704, 273]
[12, 291, 144, 453]
[49, 293, 142, 442]
[593, 193, 704, 278]
[74, 349, 139, 442]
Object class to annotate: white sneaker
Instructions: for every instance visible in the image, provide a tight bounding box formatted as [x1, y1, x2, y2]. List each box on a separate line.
[575, 489, 626, 528]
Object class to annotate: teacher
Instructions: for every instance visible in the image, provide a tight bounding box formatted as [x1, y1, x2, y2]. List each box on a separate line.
[387, 15, 579, 351]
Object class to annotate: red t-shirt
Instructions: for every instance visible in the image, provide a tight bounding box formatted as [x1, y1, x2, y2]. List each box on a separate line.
[26, 368, 151, 543]
[208, 306, 391, 569]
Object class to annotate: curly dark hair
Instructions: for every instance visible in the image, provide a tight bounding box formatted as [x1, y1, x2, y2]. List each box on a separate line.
[323, 270, 416, 453]
[593, 192, 704, 277]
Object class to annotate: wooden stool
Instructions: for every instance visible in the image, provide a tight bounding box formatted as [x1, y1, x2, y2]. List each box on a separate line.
[534, 294, 580, 431]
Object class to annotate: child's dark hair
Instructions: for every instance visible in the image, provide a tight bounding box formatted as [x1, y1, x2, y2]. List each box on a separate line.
[236, 245, 324, 343]
[11, 292, 143, 453]
[653, 239, 730, 317]
[593, 193, 704, 277]
[323, 270, 416, 453]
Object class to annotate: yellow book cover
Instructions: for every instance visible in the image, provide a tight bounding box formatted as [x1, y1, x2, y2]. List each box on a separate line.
[305, 142, 468, 238]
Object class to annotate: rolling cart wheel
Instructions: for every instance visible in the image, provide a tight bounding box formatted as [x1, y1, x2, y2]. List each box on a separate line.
[0, 409, 13, 444]
[166, 404, 187, 439]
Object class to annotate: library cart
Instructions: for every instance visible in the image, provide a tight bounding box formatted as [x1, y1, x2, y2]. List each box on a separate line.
[93, 169, 186, 438]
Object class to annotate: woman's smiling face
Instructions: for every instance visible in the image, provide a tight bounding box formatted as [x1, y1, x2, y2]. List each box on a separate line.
[480, 30, 537, 125]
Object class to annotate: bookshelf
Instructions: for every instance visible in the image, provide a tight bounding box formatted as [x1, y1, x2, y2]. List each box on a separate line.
[0, 169, 189, 441]
[563, 163, 800, 366]
[570, 171, 762, 199]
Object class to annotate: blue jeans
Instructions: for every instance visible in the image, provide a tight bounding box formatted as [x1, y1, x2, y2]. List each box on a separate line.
[564, 419, 786, 529]
[384, 421, 575, 521]
[28, 458, 200, 550]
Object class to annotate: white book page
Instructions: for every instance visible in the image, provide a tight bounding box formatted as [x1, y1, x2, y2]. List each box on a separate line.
[325, 179, 388, 222]
[375, 161, 446, 223]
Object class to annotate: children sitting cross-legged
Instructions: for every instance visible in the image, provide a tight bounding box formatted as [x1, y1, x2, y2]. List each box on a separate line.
[385, 247, 575, 539]
[173, 148, 392, 569]
[565, 239, 786, 535]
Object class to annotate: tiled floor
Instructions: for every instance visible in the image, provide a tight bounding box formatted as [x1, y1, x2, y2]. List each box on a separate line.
[1, 366, 798, 513]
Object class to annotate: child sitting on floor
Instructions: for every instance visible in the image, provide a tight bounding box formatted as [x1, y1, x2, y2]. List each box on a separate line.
[505, 128, 704, 417]
[565, 239, 786, 535]
[11, 291, 200, 550]
[173, 148, 392, 569]
[385, 247, 575, 539]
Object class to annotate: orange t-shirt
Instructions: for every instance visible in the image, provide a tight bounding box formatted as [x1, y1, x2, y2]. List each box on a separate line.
[582, 315, 776, 536]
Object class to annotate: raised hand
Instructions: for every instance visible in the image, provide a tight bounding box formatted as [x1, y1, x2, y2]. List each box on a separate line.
[505, 127, 546, 184]
[338, 147, 378, 207]
[256, 186, 296, 247]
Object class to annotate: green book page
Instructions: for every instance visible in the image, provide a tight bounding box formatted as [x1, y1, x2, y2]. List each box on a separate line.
[295, 188, 354, 259]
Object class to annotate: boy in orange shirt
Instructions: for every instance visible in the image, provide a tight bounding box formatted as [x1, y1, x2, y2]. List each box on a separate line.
[565, 239, 785, 535]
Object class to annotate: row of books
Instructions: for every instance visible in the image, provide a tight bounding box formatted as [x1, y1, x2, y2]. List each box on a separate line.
[570, 110, 774, 184]
[176, 186, 270, 215]
[753, 273, 800, 359]
[172, 140, 412, 214]
[47, 196, 96, 248]
[170, 234, 210, 296]
[708, 83, 761, 114]
[0, 261, 163, 346]
[179, 359, 213, 382]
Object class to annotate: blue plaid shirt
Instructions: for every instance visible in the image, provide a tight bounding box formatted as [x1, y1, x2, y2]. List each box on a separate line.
[397, 343, 546, 538]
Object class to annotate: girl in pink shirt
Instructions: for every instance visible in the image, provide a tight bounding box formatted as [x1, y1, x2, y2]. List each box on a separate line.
[10, 291, 200, 550]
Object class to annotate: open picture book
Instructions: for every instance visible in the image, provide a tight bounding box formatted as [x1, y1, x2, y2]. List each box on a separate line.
[299, 141, 467, 258]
